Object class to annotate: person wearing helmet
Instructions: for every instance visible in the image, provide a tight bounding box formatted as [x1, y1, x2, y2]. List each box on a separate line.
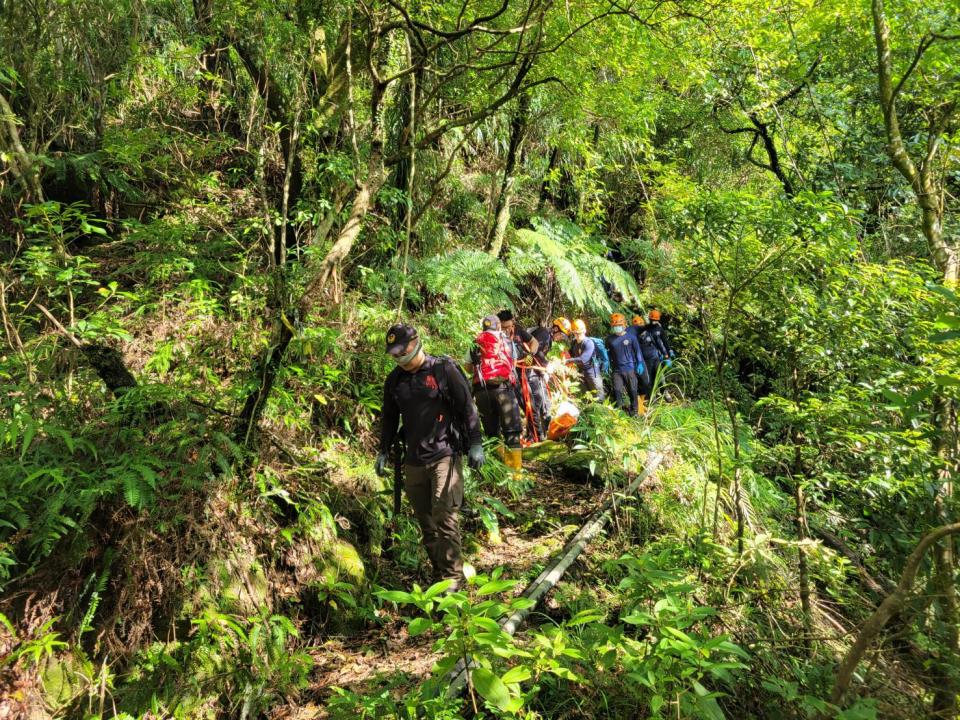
[605, 313, 644, 416]
[376, 323, 485, 591]
[629, 314, 660, 401]
[568, 319, 605, 401]
[646, 309, 674, 362]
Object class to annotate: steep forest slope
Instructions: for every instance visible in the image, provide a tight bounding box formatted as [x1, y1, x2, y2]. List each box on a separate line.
[1, 0, 959, 718]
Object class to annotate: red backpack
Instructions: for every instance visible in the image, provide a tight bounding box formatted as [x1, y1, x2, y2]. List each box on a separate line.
[472, 330, 515, 384]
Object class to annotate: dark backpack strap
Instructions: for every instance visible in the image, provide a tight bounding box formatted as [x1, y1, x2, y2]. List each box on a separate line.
[433, 356, 457, 414]
[434, 356, 472, 454]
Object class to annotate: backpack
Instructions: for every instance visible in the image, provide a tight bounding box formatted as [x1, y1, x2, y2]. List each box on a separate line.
[386, 356, 473, 454]
[471, 330, 515, 384]
[588, 336, 610, 374]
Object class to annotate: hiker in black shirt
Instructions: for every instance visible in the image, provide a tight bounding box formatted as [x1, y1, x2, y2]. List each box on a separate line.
[497, 309, 540, 440]
[376, 323, 484, 590]
[522, 319, 567, 440]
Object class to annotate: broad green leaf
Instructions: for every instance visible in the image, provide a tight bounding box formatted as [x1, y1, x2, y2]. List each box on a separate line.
[477, 579, 516, 596]
[500, 665, 532, 685]
[407, 617, 432, 637]
[424, 580, 452, 599]
[375, 590, 413, 604]
[471, 667, 513, 712]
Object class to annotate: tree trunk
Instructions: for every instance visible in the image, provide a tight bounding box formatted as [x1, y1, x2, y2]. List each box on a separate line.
[932, 393, 960, 717]
[303, 146, 386, 307]
[537, 146, 559, 214]
[830, 523, 960, 710]
[487, 94, 529, 257]
[233, 318, 295, 449]
[873, 6, 960, 710]
[0, 90, 43, 203]
[872, 0, 956, 283]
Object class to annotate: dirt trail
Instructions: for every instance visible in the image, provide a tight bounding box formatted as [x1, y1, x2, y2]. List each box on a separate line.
[287, 451, 602, 716]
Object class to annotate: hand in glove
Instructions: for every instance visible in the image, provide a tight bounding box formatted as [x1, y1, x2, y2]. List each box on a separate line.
[664, 358, 673, 368]
[374, 451, 389, 477]
[467, 444, 486, 470]
[636, 361, 645, 375]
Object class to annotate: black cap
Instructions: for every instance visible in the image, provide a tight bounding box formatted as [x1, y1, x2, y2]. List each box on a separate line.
[481, 314, 500, 331]
[385, 323, 418, 355]
[497, 309, 513, 322]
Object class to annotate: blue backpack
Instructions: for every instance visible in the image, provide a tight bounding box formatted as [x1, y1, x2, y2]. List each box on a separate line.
[587, 337, 610, 374]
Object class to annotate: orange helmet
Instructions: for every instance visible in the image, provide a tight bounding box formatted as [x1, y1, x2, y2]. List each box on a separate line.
[632, 315, 644, 326]
[572, 319, 587, 334]
[610, 313, 626, 326]
[649, 309, 661, 321]
[552, 316, 572, 335]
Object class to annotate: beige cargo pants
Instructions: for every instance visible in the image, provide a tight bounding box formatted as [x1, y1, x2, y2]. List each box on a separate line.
[404, 454, 464, 587]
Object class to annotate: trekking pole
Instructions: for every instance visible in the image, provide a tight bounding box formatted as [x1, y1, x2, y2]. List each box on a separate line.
[383, 432, 405, 553]
[393, 444, 403, 517]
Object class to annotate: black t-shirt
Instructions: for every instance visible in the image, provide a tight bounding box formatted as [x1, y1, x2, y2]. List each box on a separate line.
[511, 326, 536, 360]
[529, 327, 552, 366]
[379, 355, 483, 465]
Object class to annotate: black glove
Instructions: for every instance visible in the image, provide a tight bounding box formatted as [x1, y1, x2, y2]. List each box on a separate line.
[467, 444, 485, 470]
[374, 451, 389, 477]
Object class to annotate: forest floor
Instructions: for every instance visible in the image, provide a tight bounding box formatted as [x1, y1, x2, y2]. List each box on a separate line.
[280, 444, 651, 718]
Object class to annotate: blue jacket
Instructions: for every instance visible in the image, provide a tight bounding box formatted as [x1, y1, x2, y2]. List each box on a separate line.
[605, 332, 642, 372]
[569, 338, 600, 377]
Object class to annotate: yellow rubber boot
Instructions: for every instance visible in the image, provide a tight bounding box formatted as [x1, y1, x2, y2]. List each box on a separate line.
[506, 447, 523, 473]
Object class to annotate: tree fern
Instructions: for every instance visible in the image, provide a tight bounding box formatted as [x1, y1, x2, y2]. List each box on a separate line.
[508, 218, 641, 315]
[417, 249, 519, 338]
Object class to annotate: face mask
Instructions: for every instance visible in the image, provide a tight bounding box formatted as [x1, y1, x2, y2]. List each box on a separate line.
[392, 338, 422, 365]
[613, 325, 625, 335]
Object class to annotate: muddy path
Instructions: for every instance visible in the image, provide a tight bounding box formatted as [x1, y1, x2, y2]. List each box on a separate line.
[285, 444, 612, 717]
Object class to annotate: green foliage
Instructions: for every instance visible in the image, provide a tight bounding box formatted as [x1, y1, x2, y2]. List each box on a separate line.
[0, 375, 233, 585]
[0, 613, 67, 669]
[417, 249, 519, 340]
[376, 570, 539, 716]
[117, 609, 312, 717]
[2, 0, 959, 715]
[510, 218, 641, 315]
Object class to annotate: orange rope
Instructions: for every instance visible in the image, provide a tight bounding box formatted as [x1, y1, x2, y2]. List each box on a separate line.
[520, 369, 539, 445]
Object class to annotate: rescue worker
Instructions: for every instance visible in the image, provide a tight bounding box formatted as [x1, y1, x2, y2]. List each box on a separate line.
[568, 319, 605, 401]
[497, 309, 539, 435]
[465, 315, 523, 469]
[376, 323, 485, 591]
[523, 317, 571, 440]
[630, 315, 659, 401]
[646, 309, 674, 363]
[497, 309, 539, 367]
[605, 313, 643, 416]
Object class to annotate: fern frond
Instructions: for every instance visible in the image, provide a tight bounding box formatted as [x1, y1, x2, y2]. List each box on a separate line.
[510, 220, 640, 315]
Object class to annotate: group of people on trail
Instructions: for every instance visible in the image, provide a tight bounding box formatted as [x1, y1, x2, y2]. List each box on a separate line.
[557, 310, 674, 416]
[605, 310, 674, 416]
[375, 310, 675, 590]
